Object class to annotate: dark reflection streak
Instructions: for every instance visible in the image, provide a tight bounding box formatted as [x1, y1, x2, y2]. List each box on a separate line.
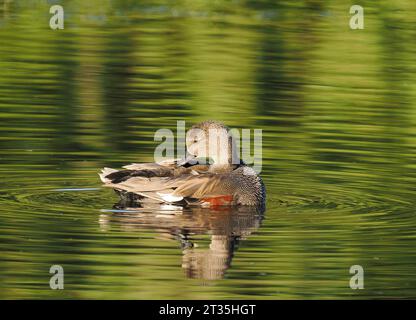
[254, 23, 297, 127]
[162, 18, 192, 119]
[1, 0, 11, 20]
[253, 1, 322, 127]
[252, 1, 323, 180]
[377, 3, 412, 152]
[101, 28, 137, 152]
[49, 39, 81, 156]
[101, 19, 191, 156]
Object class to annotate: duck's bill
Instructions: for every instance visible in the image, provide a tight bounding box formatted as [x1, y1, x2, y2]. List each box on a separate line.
[176, 152, 198, 166]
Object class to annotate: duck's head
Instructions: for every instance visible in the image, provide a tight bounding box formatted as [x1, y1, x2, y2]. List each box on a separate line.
[185, 121, 239, 166]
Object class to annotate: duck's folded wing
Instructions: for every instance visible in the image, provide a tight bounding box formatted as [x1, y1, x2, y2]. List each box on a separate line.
[171, 174, 236, 199]
[100, 167, 237, 204]
[123, 159, 178, 170]
[101, 175, 178, 203]
[104, 168, 173, 183]
[109, 176, 176, 192]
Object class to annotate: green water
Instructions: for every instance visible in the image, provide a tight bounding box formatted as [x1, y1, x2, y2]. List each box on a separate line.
[1, 0, 416, 299]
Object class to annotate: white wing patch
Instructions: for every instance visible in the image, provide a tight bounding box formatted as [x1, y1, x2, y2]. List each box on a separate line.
[156, 192, 183, 203]
[98, 167, 118, 183]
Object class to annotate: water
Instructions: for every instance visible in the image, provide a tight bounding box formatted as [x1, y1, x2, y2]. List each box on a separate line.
[1, 0, 416, 299]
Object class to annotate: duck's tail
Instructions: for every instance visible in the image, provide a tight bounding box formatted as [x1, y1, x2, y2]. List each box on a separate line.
[99, 167, 177, 204]
[98, 167, 119, 183]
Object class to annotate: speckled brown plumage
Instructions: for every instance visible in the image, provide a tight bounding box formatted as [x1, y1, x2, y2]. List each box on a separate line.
[99, 121, 266, 209]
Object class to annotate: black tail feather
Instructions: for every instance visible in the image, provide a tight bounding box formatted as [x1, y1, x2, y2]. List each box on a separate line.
[105, 169, 157, 183]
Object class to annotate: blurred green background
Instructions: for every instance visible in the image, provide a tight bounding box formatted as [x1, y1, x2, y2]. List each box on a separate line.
[1, 0, 416, 299]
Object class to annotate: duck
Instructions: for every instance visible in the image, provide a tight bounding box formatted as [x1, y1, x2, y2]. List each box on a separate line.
[99, 121, 265, 208]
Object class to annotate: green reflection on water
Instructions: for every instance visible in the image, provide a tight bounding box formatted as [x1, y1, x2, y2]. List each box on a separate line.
[1, 0, 416, 299]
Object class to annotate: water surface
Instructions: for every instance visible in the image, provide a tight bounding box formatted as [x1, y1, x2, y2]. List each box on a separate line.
[1, 0, 416, 299]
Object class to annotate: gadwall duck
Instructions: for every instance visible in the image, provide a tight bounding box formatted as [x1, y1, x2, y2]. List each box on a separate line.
[99, 121, 265, 208]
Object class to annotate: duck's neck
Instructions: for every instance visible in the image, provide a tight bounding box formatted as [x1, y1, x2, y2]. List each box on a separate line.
[209, 150, 240, 172]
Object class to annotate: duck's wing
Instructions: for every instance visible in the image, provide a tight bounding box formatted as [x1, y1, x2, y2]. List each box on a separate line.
[100, 170, 175, 203]
[100, 165, 237, 205]
[104, 167, 173, 183]
[104, 158, 192, 182]
[122, 158, 179, 170]
[102, 167, 231, 195]
[172, 174, 233, 199]
[101, 159, 213, 184]
[130, 173, 237, 205]
[122, 157, 202, 171]
[99, 162, 186, 203]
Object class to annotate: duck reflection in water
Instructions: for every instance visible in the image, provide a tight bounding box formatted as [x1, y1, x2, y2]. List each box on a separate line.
[99, 201, 264, 280]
